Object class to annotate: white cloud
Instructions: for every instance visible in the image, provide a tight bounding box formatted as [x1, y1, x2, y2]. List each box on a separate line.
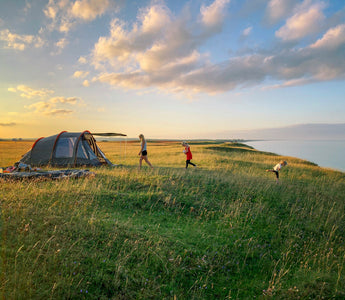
[0, 29, 45, 50]
[276, 0, 326, 41]
[242, 26, 252, 37]
[83, 80, 90, 87]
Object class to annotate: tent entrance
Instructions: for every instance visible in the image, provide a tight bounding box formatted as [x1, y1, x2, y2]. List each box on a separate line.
[79, 133, 109, 165]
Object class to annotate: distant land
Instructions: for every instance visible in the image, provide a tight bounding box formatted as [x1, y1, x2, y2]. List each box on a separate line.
[210, 123, 345, 141]
[1, 123, 345, 141]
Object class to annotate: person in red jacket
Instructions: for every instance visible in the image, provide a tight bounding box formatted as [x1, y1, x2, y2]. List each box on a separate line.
[182, 141, 197, 169]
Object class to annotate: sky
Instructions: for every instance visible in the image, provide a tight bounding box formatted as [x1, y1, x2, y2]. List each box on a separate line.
[0, 0, 345, 140]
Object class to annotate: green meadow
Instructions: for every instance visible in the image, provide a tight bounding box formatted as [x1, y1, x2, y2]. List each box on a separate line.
[1, 140, 344, 299]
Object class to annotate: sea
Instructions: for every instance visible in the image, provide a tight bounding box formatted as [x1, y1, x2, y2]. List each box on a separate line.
[246, 140, 345, 172]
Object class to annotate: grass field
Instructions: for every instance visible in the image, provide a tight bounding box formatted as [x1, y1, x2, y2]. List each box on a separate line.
[1, 140, 345, 299]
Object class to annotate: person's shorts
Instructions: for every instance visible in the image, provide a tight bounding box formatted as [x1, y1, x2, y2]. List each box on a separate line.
[142, 150, 147, 156]
[273, 170, 279, 178]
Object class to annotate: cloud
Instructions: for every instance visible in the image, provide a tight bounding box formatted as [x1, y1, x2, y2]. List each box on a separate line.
[241, 26, 252, 38]
[50, 96, 79, 104]
[265, 0, 298, 24]
[92, 1, 231, 88]
[44, 0, 114, 33]
[89, 0, 345, 94]
[9, 85, 54, 99]
[28, 100, 73, 116]
[56, 37, 68, 49]
[310, 24, 345, 50]
[0, 122, 16, 127]
[9, 84, 81, 116]
[73, 70, 89, 78]
[200, 0, 230, 31]
[275, 0, 326, 41]
[27, 96, 80, 116]
[45, 109, 74, 116]
[0, 29, 44, 50]
[78, 56, 87, 64]
[71, 0, 110, 21]
[83, 80, 90, 87]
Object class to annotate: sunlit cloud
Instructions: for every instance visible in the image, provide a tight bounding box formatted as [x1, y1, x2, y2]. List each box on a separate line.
[27, 100, 73, 116]
[73, 70, 89, 78]
[310, 24, 345, 50]
[9, 85, 54, 99]
[45, 109, 74, 116]
[275, 0, 326, 41]
[78, 56, 87, 64]
[83, 80, 90, 87]
[9, 84, 81, 116]
[50, 96, 79, 104]
[0, 29, 45, 50]
[200, 0, 230, 30]
[92, 0, 231, 91]
[56, 37, 68, 49]
[44, 0, 115, 33]
[71, 0, 110, 21]
[88, 0, 345, 94]
[0, 122, 16, 127]
[26, 96, 80, 116]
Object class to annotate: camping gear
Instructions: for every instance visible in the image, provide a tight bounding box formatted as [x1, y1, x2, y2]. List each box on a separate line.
[18, 130, 126, 167]
[0, 169, 95, 180]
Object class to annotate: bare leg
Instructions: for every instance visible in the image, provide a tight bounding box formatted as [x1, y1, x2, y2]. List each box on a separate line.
[143, 156, 153, 169]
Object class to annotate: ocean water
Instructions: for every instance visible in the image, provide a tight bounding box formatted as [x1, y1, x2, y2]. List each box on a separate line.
[246, 140, 345, 172]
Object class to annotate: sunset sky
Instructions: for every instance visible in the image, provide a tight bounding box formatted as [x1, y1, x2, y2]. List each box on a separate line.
[1, 0, 345, 140]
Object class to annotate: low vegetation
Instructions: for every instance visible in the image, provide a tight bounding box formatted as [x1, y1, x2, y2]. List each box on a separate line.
[1, 140, 344, 299]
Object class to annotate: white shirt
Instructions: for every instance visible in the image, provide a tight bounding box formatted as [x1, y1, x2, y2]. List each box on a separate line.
[142, 140, 147, 151]
[273, 163, 282, 171]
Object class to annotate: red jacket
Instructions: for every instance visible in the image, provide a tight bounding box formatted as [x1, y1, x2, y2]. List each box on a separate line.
[185, 146, 192, 160]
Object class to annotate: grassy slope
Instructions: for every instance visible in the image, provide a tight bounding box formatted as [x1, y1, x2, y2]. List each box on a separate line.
[1, 141, 345, 299]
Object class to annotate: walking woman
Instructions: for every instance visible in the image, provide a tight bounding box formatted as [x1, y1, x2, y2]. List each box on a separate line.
[138, 134, 153, 170]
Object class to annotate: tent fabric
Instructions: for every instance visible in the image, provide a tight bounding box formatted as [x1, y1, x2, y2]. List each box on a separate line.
[19, 131, 115, 167]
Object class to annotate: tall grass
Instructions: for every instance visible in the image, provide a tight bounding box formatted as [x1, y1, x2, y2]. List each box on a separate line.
[1, 140, 344, 299]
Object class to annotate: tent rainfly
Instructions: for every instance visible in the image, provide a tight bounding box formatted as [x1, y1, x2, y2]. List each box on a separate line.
[19, 130, 126, 167]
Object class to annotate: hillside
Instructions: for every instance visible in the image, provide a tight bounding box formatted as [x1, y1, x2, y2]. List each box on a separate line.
[1, 141, 344, 299]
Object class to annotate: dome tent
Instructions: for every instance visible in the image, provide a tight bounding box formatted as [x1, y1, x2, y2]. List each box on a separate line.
[19, 131, 125, 167]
